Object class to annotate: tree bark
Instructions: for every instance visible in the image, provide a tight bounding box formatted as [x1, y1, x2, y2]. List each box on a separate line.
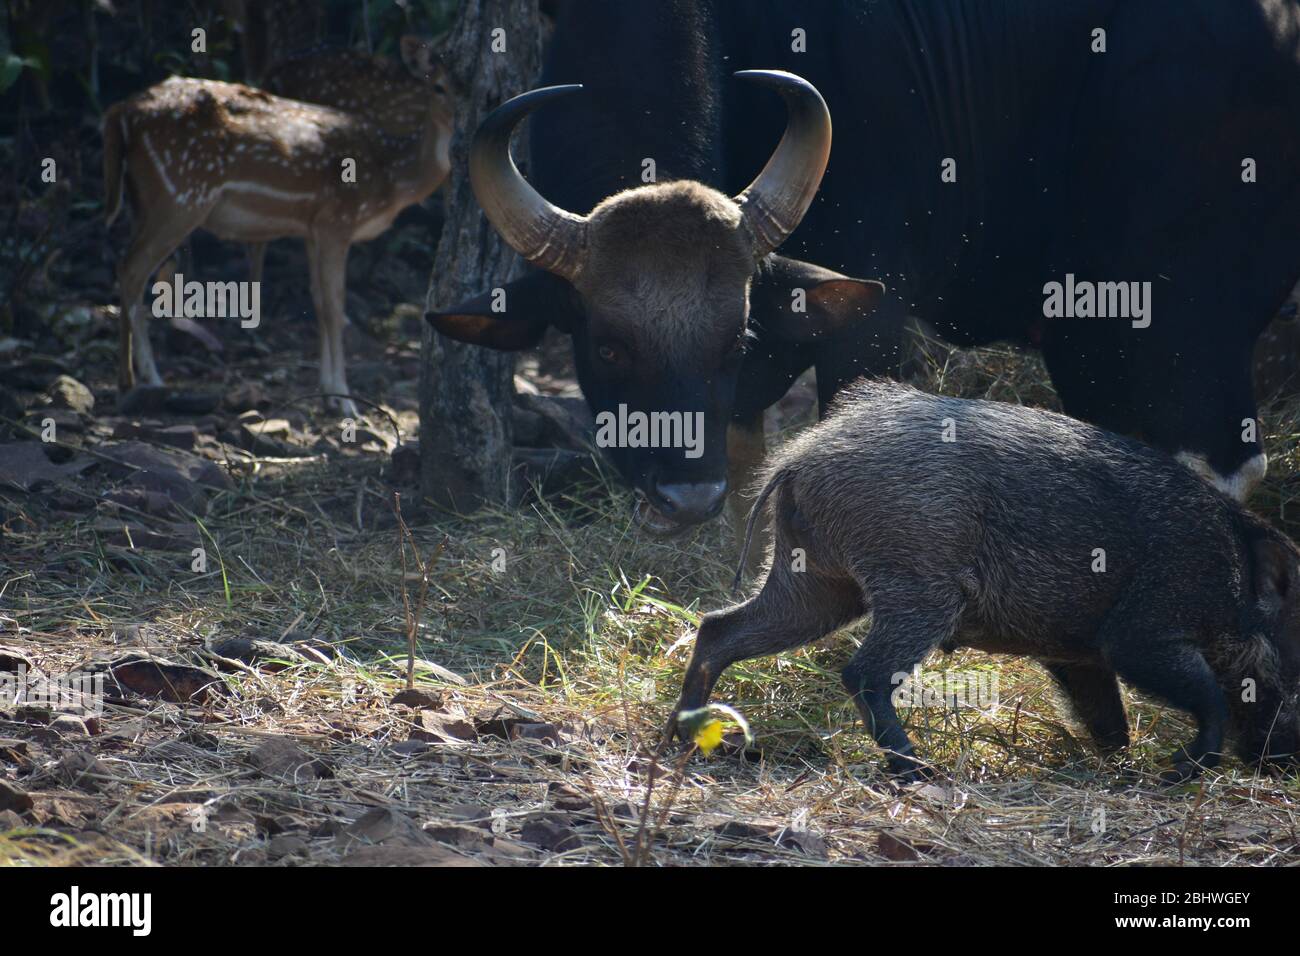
[420, 0, 542, 511]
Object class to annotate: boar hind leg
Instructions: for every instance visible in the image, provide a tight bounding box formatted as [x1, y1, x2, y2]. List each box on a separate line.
[1044, 662, 1130, 756]
[673, 570, 865, 727]
[1104, 638, 1228, 783]
[841, 581, 964, 780]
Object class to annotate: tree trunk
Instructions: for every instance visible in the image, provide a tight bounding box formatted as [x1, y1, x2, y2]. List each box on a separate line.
[420, 0, 542, 511]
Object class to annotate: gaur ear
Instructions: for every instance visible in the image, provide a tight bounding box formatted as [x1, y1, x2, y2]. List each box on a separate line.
[425, 271, 575, 351]
[751, 256, 886, 343]
[1252, 535, 1295, 610]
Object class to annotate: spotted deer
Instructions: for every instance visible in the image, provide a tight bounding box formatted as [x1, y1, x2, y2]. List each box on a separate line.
[236, 45, 448, 286]
[102, 36, 454, 415]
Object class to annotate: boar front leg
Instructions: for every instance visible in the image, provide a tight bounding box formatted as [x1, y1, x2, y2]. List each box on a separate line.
[1104, 636, 1227, 783]
[1043, 662, 1130, 757]
[841, 579, 964, 781]
[672, 568, 865, 735]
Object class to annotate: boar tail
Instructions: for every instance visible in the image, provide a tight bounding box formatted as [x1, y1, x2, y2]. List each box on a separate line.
[731, 469, 791, 595]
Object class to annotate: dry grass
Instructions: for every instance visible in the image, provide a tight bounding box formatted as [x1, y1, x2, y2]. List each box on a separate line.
[2, 332, 1300, 867]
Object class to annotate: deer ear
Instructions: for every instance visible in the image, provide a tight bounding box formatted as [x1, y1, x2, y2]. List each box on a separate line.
[400, 35, 439, 79]
[426, 272, 576, 351]
[751, 256, 886, 343]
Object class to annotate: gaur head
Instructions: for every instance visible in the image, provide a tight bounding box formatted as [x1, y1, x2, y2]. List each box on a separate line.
[1229, 519, 1300, 770]
[427, 71, 884, 533]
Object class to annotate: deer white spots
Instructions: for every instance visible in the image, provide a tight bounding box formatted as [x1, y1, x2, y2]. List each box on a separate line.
[103, 37, 455, 416]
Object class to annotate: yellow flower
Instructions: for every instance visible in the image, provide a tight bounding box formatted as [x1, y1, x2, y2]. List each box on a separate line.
[693, 719, 725, 755]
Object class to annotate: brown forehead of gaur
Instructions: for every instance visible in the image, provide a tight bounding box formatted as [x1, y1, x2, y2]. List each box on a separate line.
[578, 181, 754, 364]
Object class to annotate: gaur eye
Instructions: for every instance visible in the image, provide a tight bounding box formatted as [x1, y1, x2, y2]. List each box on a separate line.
[597, 343, 621, 364]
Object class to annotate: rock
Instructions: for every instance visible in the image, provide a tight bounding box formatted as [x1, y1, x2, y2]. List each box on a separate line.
[340, 845, 483, 867]
[390, 688, 442, 710]
[205, 635, 309, 672]
[111, 420, 197, 450]
[519, 815, 582, 853]
[0, 809, 25, 830]
[0, 739, 31, 765]
[55, 751, 109, 792]
[117, 385, 169, 415]
[266, 834, 310, 860]
[2, 354, 69, 391]
[27, 406, 85, 433]
[223, 381, 270, 413]
[777, 829, 828, 858]
[44, 375, 94, 415]
[87, 653, 226, 704]
[0, 443, 95, 493]
[423, 823, 490, 850]
[101, 487, 188, 519]
[49, 715, 90, 737]
[164, 391, 221, 415]
[0, 645, 33, 673]
[0, 780, 34, 814]
[875, 831, 932, 862]
[337, 808, 431, 848]
[97, 440, 230, 512]
[247, 737, 332, 781]
[509, 722, 562, 747]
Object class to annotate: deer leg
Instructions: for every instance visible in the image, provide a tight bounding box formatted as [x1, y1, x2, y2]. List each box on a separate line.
[306, 233, 358, 419]
[116, 213, 204, 391]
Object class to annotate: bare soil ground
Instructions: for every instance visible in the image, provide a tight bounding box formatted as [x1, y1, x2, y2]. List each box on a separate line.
[4, 294, 1300, 866]
[3, 167, 1300, 864]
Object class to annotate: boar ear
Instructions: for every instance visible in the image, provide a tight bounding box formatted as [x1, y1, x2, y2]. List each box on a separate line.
[1252, 535, 1295, 610]
[426, 272, 576, 351]
[751, 255, 886, 343]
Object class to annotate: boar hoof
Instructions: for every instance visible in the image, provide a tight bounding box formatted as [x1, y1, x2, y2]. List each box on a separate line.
[886, 755, 935, 784]
[1159, 761, 1204, 786]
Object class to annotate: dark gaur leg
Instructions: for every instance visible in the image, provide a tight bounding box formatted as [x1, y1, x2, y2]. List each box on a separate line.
[840, 577, 964, 780]
[1044, 661, 1130, 756]
[673, 564, 864, 733]
[1102, 630, 1227, 783]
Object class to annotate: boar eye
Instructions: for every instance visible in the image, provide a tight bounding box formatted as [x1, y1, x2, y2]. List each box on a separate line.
[597, 343, 621, 364]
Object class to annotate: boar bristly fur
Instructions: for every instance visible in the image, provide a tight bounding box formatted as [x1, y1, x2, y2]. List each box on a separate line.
[676, 380, 1300, 782]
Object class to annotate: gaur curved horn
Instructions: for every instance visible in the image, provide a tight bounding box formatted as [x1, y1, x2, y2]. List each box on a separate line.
[732, 71, 833, 257]
[469, 84, 588, 280]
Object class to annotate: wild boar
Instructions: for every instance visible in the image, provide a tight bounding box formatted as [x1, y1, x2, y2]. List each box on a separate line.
[672, 380, 1300, 782]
